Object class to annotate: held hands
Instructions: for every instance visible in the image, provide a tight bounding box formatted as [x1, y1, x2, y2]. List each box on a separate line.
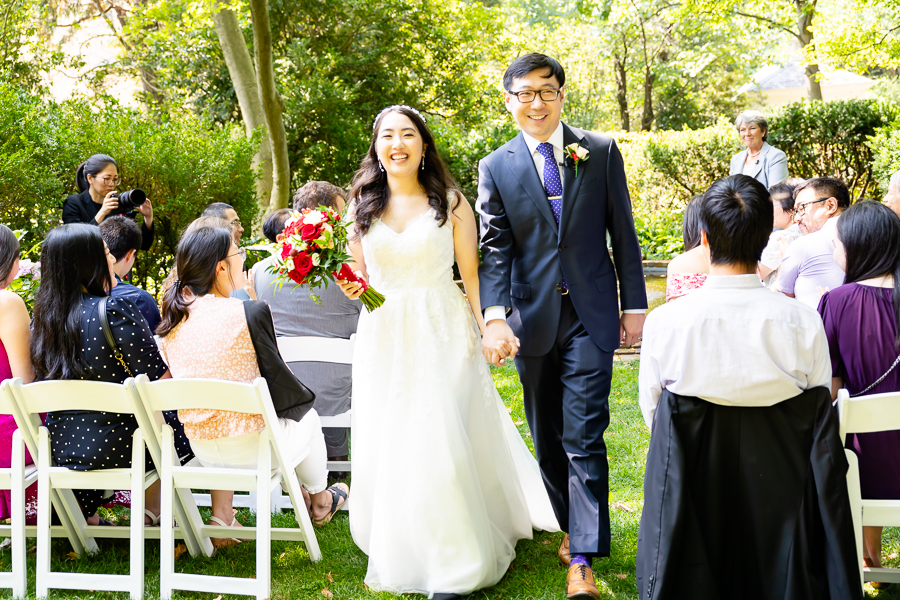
[620, 312, 645, 348]
[482, 320, 520, 367]
[337, 271, 367, 300]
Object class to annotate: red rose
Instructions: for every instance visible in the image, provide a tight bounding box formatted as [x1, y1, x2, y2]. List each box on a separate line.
[293, 252, 314, 278]
[280, 244, 292, 260]
[300, 223, 320, 241]
[288, 269, 304, 284]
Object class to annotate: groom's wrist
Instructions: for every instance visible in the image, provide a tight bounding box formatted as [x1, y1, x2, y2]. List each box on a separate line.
[483, 305, 508, 324]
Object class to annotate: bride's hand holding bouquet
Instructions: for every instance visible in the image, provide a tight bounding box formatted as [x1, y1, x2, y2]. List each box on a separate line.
[267, 205, 384, 312]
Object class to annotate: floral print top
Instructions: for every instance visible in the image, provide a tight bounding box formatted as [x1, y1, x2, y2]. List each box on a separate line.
[158, 295, 266, 440]
[665, 273, 708, 303]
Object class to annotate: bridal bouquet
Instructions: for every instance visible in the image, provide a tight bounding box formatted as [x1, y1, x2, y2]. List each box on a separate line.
[266, 206, 385, 312]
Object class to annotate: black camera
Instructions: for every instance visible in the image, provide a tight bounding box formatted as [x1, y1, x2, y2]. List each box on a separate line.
[115, 189, 147, 210]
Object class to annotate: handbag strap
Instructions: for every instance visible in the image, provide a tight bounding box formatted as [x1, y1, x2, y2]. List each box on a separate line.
[850, 353, 900, 397]
[98, 296, 134, 378]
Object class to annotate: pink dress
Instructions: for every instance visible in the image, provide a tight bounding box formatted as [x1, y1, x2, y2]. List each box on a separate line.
[0, 340, 37, 523]
[666, 273, 708, 302]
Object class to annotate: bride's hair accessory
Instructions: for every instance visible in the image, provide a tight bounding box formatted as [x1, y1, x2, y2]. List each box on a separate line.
[174, 279, 183, 291]
[373, 105, 426, 130]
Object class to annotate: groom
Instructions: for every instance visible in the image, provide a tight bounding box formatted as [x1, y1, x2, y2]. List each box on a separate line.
[477, 54, 647, 599]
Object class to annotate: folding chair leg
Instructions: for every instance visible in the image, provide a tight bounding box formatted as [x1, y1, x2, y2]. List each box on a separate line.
[128, 430, 146, 600]
[36, 429, 51, 600]
[10, 432, 25, 599]
[256, 435, 272, 600]
[160, 427, 176, 600]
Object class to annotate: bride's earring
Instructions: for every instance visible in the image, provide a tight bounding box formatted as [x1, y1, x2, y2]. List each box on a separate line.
[420, 154, 425, 171]
[378, 160, 385, 173]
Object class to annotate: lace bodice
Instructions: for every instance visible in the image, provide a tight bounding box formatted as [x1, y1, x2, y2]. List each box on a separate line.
[362, 208, 455, 292]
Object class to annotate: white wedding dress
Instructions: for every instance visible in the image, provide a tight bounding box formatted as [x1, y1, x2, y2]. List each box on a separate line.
[350, 207, 559, 597]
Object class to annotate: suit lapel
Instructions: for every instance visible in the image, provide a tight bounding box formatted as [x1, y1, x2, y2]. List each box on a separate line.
[506, 133, 557, 230]
[558, 124, 586, 241]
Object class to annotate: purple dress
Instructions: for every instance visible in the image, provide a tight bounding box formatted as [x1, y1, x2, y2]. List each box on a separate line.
[819, 283, 900, 499]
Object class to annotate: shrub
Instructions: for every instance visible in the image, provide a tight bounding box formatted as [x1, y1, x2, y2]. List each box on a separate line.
[0, 84, 260, 297]
[869, 126, 900, 196]
[768, 99, 900, 200]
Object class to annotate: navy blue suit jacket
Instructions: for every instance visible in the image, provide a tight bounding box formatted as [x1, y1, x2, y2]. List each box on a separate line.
[476, 124, 647, 355]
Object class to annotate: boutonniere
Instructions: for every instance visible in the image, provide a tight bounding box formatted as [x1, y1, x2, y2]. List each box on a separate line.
[564, 141, 589, 177]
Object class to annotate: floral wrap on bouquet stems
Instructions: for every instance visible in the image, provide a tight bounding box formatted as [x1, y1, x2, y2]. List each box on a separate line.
[266, 206, 385, 312]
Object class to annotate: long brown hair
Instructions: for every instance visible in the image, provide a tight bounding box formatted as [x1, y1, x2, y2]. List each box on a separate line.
[349, 106, 459, 237]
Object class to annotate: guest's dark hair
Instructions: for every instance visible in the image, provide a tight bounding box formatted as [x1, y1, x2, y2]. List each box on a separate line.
[158, 226, 234, 337]
[30, 224, 113, 381]
[700, 175, 773, 267]
[769, 178, 804, 213]
[201, 202, 234, 219]
[349, 106, 460, 237]
[98, 215, 142, 261]
[262, 209, 292, 243]
[0, 225, 21, 283]
[293, 181, 345, 212]
[503, 53, 566, 91]
[836, 200, 900, 347]
[683, 195, 703, 250]
[76, 154, 118, 193]
[793, 177, 851, 210]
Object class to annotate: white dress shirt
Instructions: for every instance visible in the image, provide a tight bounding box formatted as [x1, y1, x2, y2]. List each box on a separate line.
[638, 274, 831, 428]
[484, 122, 643, 324]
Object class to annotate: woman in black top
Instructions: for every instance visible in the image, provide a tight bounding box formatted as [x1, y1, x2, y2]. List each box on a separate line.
[62, 154, 155, 252]
[29, 224, 184, 525]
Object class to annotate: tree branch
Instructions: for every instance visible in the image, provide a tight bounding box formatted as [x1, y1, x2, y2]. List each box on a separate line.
[734, 10, 802, 41]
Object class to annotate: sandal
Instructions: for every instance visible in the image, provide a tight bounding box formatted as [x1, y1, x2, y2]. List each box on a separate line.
[209, 515, 245, 549]
[312, 483, 349, 527]
[144, 509, 160, 527]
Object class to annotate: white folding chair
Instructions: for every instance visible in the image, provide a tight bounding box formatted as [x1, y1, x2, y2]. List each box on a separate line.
[838, 387, 900, 587]
[0, 387, 38, 598]
[276, 335, 354, 475]
[3, 377, 155, 600]
[133, 374, 322, 600]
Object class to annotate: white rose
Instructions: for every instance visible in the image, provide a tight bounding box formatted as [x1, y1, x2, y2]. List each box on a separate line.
[575, 146, 589, 159]
[302, 211, 324, 225]
[311, 253, 321, 266]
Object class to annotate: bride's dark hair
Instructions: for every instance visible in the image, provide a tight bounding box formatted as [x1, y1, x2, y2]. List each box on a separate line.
[349, 105, 460, 237]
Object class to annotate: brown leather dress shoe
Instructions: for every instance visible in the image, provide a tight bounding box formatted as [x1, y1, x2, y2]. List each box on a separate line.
[558, 533, 571, 566]
[566, 564, 601, 600]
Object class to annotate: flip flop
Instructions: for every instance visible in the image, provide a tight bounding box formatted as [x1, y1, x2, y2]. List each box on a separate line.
[312, 483, 349, 527]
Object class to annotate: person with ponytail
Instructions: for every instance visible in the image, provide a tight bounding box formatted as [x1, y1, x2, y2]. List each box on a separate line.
[62, 154, 155, 251]
[157, 225, 347, 547]
[819, 200, 900, 587]
[29, 224, 182, 526]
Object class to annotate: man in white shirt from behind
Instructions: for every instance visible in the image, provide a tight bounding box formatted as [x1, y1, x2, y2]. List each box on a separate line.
[639, 174, 831, 429]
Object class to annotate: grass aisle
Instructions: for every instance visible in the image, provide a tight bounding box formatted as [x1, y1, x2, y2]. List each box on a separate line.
[12, 360, 889, 599]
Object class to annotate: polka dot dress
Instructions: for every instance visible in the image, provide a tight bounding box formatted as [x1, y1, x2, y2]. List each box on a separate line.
[45, 294, 190, 517]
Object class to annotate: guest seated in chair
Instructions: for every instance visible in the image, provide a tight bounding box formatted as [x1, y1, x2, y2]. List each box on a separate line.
[819, 200, 900, 588]
[637, 175, 860, 600]
[254, 182, 361, 476]
[665, 194, 707, 302]
[29, 224, 180, 526]
[157, 225, 347, 549]
[0, 225, 38, 522]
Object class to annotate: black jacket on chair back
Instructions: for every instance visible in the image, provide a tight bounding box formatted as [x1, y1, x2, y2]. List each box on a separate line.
[636, 387, 862, 600]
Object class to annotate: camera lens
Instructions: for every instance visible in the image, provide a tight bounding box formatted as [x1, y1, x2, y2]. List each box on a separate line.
[117, 189, 147, 209]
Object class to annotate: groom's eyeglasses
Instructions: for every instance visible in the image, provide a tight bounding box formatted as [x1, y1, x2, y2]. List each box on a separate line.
[507, 89, 562, 103]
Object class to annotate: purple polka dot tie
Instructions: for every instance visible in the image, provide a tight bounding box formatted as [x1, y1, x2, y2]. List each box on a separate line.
[537, 142, 566, 291]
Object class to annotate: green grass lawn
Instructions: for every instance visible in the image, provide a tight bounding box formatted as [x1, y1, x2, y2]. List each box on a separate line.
[0, 360, 890, 598]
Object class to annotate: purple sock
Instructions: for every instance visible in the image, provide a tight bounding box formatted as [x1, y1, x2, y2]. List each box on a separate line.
[570, 553, 590, 567]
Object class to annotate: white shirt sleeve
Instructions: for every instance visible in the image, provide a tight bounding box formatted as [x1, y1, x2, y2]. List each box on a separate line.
[484, 305, 508, 323]
[807, 318, 833, 390]
[623, 309, 646, 314]
[638, 319, 663, 429]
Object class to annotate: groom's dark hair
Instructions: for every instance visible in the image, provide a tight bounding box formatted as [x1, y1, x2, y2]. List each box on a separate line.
[700, 175, 773, 267]
[503, 53, 565, 90]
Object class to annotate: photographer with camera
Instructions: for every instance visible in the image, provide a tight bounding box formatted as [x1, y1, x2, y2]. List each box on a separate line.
[62, 154, 155, 251]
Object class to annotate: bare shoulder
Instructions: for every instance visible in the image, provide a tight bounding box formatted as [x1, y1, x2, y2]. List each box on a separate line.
[450, 191, 474, 224]
[667, 247, 708, 276]
[0, 290, 28, 324]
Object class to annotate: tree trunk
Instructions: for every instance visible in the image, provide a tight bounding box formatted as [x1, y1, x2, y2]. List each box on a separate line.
[796, 0, 823, 100]
[613, 52, 630, 131]
[640, 67, 655, 132]
[212, 5, 274, 215]
[248, 0, 290, 213]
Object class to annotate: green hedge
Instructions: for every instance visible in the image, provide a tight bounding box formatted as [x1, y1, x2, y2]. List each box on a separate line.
[869, 126, 900, 195]
[0, 84, 260, 296]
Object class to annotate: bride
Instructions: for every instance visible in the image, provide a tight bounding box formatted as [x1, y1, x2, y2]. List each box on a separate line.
[337, 105, 559, 599]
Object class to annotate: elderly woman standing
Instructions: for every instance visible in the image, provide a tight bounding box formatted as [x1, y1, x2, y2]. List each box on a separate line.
[729, 110, 789, 188]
